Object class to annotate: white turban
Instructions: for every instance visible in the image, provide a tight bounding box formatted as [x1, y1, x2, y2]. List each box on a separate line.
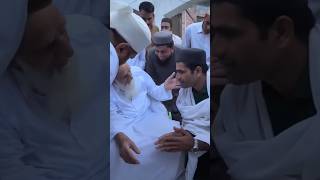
[110, 0, 151, 53]
[0, 0, 28, 75]
[110, 43, 119, 84]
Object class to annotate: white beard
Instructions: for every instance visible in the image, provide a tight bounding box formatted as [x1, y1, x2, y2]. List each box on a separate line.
[114, 78, 138, 101]
[12, 55, 95, 120]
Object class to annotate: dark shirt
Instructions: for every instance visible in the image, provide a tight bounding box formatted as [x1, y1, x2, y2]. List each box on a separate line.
[192, 83, 209, 104]
[262, 82, 316, 136]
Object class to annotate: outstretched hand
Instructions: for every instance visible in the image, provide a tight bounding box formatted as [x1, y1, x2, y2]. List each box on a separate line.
[164, 72, 180, 91]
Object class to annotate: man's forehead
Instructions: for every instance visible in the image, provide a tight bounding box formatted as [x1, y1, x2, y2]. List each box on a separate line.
[139, 10, 153, 17]
[212, 3, 249, 30]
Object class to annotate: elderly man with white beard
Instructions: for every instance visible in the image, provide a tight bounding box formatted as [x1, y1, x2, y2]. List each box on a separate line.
[0, 0, 108, 179]
[110, 63, 185, 180]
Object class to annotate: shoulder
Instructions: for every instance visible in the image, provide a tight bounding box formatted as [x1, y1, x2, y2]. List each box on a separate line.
[186, 22, 202, 30]
[220, 82, 260, 110]
[130, 66, 147, 77]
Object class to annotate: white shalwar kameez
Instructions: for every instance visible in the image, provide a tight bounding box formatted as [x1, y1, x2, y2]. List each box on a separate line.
[110, 66, 184, 180]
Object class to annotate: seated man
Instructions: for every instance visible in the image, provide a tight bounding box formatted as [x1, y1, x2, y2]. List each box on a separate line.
[0, 1, 108, 179]
[156, 48, 210, 180]
[110, 63, 184, 180]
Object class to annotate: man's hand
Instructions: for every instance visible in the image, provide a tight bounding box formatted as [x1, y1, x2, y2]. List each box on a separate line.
[164, 72, 180, 91]
[115, 132, 141, 164]
[155, 127, 194, 152]
[212, 60, 229, 86]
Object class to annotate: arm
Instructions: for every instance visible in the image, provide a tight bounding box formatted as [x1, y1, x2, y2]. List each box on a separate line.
[143, 71, 173, 101]
[182, 26, 191, 48]
[110, 90, 140, 164]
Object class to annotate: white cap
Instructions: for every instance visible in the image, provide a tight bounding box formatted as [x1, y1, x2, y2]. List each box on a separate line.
[0, 1, 28, 75]
[110, 1, 151, 53]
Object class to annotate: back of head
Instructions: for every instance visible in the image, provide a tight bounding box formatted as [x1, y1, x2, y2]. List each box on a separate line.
[214, 0, 315, 44]
[110, 0, 151, 53]
[139, 1, 154, 13]
[176, 48, 208, 73]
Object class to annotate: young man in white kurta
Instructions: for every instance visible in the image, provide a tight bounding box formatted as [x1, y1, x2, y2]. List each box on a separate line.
[156, 48, 210, 180]
[110, 64, 184, 180]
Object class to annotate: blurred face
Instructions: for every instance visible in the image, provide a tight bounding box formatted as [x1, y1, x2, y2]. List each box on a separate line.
[212, 2, 277, 84]
[115, 64, 133, 86]
[139, 10, 154, 30]
[17, 4, 74, 72]
[155, 45, 174, 61]
[176, 62, 196, 88]
[202, 14, 210, 34]
[161, 22, 171, 31]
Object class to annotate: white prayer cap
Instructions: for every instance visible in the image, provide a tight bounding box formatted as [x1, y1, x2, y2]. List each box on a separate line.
[0, 0, 28, 75]
[110, 0, 151, 53]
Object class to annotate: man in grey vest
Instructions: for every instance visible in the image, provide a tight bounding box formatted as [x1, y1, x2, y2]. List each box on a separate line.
[145, 31, 182, 121]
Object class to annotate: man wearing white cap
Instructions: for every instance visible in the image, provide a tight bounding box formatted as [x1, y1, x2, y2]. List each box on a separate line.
[182, 10, 211, 65]
[0, 0, 108, 179]
[213, 0, 320, 179]
[110, 0, 166, 167]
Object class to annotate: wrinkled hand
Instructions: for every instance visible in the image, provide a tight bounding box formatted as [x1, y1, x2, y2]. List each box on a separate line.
[115, 132, 141, 164]
[164, 72, 180, 91]
[155, 127, 194, 152]
[212, 60, 229, 86]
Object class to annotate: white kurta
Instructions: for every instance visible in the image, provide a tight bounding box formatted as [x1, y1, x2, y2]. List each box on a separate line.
[173, 33, 182, 46]
[110, 66, 184, 180]
[176, 87, 210, 180]
[127, 49, 147, 70]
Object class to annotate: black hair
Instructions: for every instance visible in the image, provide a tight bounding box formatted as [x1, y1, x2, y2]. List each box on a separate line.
[28, 0, 52, 13]
[161, 18, 173, 28]
[176, 48, 208, 74]
[139, 1, 155, 13]
[214, 0, 315, 44]
[185, 61, 208, 74]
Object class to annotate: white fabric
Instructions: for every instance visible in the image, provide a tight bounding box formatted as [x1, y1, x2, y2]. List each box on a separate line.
[207, 68, 210, 96]
[110, 66, 184, 180]
[53, 0, 108, 25]
[182, 21, 210, 65]
[214, 2, 320, 180]
[0, 0, 27, 75]
[0, 14, 108, 179]
[110, 43, 119, 84]
[127, 49, 146, 70]
[110, 1, 151, 53]
[176, 83, 210, 180]
[173, 33, 182, 46]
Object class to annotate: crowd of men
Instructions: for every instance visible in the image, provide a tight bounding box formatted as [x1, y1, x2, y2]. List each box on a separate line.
[1, 0, 319, 180]
[110, 1, 211, 180]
